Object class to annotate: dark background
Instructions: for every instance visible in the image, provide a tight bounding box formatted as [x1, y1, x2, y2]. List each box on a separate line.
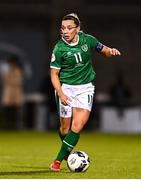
[0, 0, 141, 131]
[0, 0, 140, 100]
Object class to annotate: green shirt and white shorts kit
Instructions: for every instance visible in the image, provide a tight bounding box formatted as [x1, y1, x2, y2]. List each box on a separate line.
[50, 32, 103, 118]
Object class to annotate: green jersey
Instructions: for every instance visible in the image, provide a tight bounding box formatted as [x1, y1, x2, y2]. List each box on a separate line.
[50, 32, 102, 85]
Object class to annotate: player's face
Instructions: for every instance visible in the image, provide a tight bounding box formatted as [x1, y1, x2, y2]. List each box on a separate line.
[61, 20, 80, 43]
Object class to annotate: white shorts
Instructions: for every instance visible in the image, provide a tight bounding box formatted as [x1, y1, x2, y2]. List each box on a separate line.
[59, 83, 95, 118]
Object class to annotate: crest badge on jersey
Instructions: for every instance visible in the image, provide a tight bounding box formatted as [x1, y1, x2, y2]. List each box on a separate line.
[51, 53, 55, 62]
[81, 44, 88, 52]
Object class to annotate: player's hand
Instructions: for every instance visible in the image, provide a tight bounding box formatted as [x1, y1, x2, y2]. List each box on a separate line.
[60, 92, 71, 106]
[109, 48, 121, 56]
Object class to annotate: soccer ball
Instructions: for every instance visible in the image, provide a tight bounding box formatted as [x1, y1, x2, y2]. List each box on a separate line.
[67, 150, 90, 172]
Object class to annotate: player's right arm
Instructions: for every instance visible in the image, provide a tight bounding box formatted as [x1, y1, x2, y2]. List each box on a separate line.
[50, 48, 71, 106]
[50, 68, 68, 105]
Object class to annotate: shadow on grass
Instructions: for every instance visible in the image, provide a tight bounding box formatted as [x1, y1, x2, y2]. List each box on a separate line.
[0, 169, 52, 176]
[0, 167, 71, 177]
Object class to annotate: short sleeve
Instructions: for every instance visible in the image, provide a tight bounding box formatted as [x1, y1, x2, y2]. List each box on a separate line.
[50, 45, 62, 69]
[86, 34, 103, 52]
[86, 34, 99, 48]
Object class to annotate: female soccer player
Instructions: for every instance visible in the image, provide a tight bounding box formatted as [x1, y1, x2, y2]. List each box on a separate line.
[50, 13, 121, 171]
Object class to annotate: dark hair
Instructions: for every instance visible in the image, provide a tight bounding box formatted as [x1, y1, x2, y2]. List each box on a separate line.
[62, 13, 80, 27]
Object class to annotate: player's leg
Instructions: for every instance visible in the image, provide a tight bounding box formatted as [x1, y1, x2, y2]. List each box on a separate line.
[59, 116, 71, 141]
[53, 108, 91, 168]
[71, 108, 90, 133]
[50, 83, 94, 171]
[56, 84, 72, 141]
[57, 108, 91, 160]
[59, 117, 72, 161]
[50, 108, 91, 171]
[55, 89, 71, 141]
[50, 117, 72, 171]
[61, 108, 91, 159]
[50, 101, 72, 171]
[52, 85, 94, 167]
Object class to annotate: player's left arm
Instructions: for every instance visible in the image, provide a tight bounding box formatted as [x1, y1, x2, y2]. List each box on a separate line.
[90, 35, 121, 57]
[101, 45, 121, 57]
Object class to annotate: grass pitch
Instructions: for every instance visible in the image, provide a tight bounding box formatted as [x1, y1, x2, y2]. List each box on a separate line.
[0, 131, 141, 179]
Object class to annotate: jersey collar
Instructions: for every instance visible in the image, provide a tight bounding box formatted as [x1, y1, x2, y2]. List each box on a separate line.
[62, 34, 79, 46]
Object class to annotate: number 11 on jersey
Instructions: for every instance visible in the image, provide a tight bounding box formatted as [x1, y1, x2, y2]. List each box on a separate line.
[74, 52, 83, 63]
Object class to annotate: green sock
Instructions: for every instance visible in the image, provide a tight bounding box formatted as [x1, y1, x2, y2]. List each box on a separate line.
[58, 130, 66, 142]
[55, 130, 80, 161]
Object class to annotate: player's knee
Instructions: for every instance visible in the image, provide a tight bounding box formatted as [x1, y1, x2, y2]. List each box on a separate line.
[71, 123, 82, 133]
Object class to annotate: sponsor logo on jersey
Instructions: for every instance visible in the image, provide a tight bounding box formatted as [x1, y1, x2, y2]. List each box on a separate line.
[67, 52, 72, 56]
[81, 44, 88, 52]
